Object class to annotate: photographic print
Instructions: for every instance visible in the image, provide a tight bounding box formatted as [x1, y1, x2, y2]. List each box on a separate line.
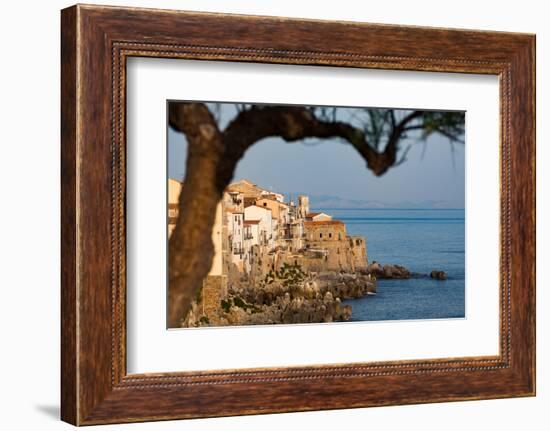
[167, 102, 465, 328]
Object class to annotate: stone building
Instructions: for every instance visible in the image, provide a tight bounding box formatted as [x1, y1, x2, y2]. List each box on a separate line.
[167, 178, 183, 237]
[168, 177, 368, 324]
[226, 210, 245, 270]
[349, 236, 368, 271]
[242, 220, 260, 273]
[243, 205, 274, 248]
[297, 195, 310, 219]
[305, 220, 346, 243]
[223, 188, 244, 213]
[227, 179, 284, 207]
[255, 197, 289, 239]
[303, 220, 368, 272]
[281, 218, 305, 252]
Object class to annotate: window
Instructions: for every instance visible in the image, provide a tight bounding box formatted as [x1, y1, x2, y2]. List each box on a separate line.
[320, 233, 323, 239]
[329, 233, 332, 239]
[263, 202, 267, 207]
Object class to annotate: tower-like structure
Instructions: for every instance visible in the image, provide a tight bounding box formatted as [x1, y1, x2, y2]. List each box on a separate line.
[297, 195, 309, 219]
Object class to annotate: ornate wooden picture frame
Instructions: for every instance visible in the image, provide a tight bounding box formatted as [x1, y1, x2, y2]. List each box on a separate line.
[61, 4, 535, 425]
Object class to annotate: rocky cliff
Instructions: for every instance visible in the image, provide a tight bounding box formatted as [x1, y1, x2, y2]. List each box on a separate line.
[187, 263, 376, 327]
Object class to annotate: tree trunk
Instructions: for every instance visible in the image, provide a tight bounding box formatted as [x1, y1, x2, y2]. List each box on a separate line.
[166, 103, 463, 326]
[167, 105, 226, 327]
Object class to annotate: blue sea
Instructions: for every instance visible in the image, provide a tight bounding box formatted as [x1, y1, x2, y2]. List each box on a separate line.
[319, 208, 465, 322]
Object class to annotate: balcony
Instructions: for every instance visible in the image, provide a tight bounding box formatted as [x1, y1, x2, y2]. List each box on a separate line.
[232, 246, 244, 255]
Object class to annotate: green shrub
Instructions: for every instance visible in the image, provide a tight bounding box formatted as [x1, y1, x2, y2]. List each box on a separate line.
[220, 299, 232, 313]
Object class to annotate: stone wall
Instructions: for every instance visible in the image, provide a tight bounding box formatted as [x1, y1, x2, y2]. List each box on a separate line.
[281, 251, 327, 273]
[303, 221, 367, 272]
[305, 220, 347, 242]
[349, 236, 368, 272]
[200, 275, 228, 316]
[305, 221, 346, 270]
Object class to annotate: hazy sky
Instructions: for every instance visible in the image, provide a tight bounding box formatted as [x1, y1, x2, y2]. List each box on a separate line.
[168, 104, 465, 209]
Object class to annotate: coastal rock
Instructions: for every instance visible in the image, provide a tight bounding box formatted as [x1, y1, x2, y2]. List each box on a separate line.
[430, 270, 447, 280]
[192, 267, 372, 327]
[316, 271, 377, 298]
[367, 261, 383, 274]
[217, 290, 353, 326]
[368, 262, 411, 279]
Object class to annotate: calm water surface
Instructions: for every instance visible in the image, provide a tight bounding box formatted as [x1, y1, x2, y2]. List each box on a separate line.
[318, 208, 465, 321]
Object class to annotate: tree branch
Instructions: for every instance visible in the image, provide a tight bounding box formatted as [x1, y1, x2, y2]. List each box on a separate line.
[221, 105, 407, 176]
[166, 103, 465, 325]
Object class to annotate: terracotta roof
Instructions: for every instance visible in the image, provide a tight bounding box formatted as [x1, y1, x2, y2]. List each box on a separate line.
[306, 212, 333, 218]
[252, 205, 272, 212]
[225, 209, 243, 214]
[228, 179, 265, 196]
[244, 220, 261, 225]
[304, 220, 344, 226]
[257, 197, 289, 206]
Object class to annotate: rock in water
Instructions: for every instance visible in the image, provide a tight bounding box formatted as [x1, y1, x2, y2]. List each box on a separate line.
[430, 270, 447, 280]
[367, 261, 383, 274]
[368, 262, 411, 279]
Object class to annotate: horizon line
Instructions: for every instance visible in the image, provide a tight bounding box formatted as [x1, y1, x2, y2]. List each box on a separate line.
[168, 177, 464, 210]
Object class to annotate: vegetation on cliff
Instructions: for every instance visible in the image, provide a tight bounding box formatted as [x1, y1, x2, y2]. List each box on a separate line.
[188, 263, 376, 327]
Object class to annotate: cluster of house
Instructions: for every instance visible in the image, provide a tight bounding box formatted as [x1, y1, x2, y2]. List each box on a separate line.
[168, 179, 368, 281]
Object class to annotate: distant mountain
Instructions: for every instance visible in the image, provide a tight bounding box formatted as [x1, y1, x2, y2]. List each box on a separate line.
[283, 192, 461, 210]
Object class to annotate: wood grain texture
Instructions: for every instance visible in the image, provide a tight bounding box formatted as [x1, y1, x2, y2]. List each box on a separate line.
[60, 4, 536, 425]
[60, 5, 78, 425]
